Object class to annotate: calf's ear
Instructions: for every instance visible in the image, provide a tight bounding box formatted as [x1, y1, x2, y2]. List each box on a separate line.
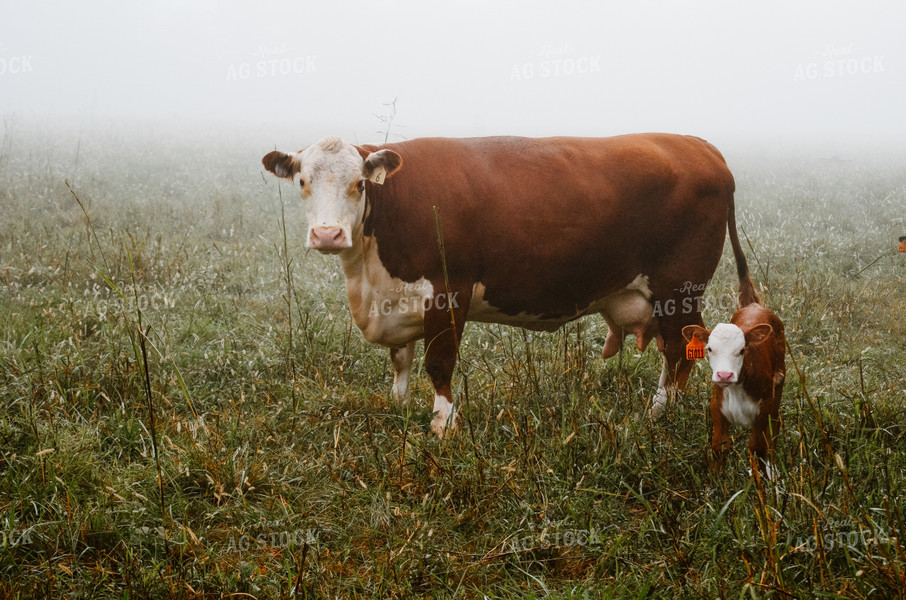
[262, 150, 301, 181]
[744, 323, 773, 346]
[362, 149, 403, 185]
[682, 325, 710, 344]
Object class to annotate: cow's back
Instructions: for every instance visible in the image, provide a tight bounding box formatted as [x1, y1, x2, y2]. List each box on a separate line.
[362, 134, 734, 320]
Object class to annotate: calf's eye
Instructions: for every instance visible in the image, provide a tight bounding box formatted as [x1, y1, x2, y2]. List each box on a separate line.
[357, 180, 365, 193]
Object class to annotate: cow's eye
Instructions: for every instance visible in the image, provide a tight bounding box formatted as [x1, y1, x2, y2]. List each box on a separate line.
[738, 349, 745, 356]
[300, 179, 306, 188]
[356, 180, 365, 193]
[706, 346, 711, 353]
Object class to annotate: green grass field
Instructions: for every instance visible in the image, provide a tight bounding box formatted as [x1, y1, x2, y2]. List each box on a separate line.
[1, 121, 905, 599]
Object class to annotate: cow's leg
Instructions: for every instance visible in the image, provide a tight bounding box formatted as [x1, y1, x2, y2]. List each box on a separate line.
[649, 316, 697, 418]
[390, 341, 416, 400]
[649, 360, 671, 418]
[423, 290, 469, 437]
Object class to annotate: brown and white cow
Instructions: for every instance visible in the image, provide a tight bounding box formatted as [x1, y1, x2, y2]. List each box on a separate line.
[262, 134, 759, 435]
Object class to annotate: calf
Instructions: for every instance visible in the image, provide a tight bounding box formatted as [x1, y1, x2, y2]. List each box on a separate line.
[682, 303, 786, 475]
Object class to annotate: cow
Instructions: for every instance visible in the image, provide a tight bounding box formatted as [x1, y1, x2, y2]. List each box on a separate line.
[261, 134, 759, 436]
[682, 302, 786, 477]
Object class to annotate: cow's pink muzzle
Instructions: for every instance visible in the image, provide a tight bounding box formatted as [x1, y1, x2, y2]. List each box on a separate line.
[309, 227, 348, 252]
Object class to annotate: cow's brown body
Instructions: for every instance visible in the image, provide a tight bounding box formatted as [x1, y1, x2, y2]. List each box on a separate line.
[360, 135, 732, 323]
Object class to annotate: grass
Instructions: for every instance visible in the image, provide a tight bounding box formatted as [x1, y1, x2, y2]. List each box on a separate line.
[1, 119, 905, 598]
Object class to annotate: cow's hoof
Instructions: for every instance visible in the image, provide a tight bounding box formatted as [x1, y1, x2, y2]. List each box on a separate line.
[430, 413, 456, 437]
[648, 396, 667, 420]
[648, 382, 677, 420]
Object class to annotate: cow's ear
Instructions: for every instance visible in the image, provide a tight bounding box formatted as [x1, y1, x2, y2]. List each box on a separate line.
[262, 150, 301, 180]
[682, 325, 710, 344]
[744, 323, 773, 346]
[362, 149, 402, 185]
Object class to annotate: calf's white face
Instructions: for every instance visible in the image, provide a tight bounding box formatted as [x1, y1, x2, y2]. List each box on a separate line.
[682, 322, 773, 387]
[261, 136, 402, 253]
[704, 324, 747, 385]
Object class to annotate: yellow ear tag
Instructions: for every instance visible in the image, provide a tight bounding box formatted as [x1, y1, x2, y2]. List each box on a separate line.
[686, 336, 706, 360]
[370, 167, 387, 185]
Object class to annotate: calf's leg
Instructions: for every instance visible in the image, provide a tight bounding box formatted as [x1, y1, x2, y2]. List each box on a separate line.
[710, 387, 731, 471]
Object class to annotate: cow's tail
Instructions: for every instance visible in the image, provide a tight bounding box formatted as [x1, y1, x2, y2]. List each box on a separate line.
[727, 193, 761, 307]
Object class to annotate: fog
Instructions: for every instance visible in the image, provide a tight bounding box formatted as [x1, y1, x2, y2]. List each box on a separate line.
[1, 0, 904, 149]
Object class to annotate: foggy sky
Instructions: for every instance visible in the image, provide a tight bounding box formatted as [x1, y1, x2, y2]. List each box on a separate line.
[1, 0, 904, 145]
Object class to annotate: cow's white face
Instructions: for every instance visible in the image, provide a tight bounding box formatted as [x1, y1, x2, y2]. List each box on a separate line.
[262, 136, 402, 254]
[682, 322, 773, 387]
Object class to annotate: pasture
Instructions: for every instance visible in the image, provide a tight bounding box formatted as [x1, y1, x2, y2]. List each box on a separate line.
[1, 121, 905, 598]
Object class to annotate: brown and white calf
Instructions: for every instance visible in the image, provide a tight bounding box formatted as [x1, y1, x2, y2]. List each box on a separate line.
[683, 303, 786, 475]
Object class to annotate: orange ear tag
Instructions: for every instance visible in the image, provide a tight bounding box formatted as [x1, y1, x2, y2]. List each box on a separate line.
[898, 236, 906, 253]
[686, 336, 706, 360]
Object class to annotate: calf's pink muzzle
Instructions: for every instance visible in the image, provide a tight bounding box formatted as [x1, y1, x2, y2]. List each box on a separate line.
[714, 371, 736, 385]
